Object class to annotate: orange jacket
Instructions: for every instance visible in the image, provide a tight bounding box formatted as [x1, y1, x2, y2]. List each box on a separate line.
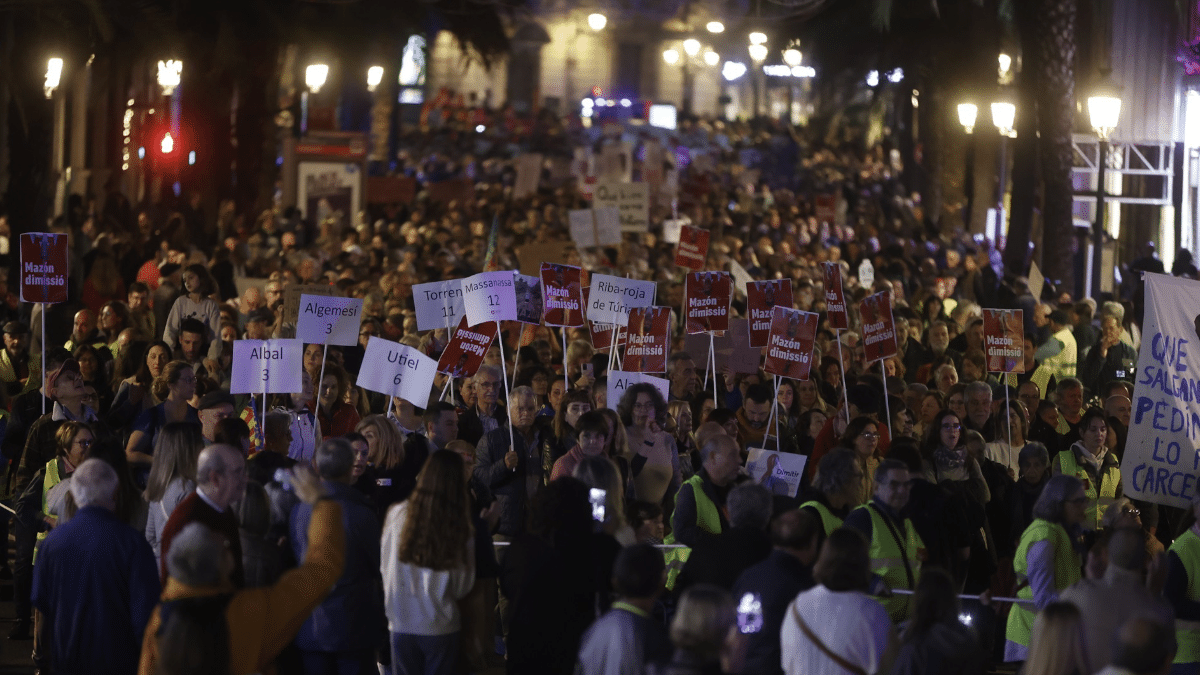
[138, 499, 345, 675]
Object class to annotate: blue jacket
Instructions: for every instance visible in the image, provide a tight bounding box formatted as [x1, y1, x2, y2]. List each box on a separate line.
[290, 480, 386, 653]
[32, 505, 161, 675]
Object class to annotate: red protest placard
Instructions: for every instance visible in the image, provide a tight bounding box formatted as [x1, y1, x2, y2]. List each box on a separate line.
[589, 320, 628, 351]
[684, 271, 732, 334]
[674, 225, 710, 270]
[815, 194, 836, 223]
[822, 262, 849, 330]
[747, 279, 793, 348]
[20, 233, 68, 304]
[763, 306, 819, 380]
[540, 263, 584, 327]
[437, 316, 495, 378]
[983, 309, 1025, 373]
[622, 307, 671, 373]
[860, 291, 898, 363]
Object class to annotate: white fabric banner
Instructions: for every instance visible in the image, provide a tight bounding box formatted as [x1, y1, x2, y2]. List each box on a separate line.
[1124, 273, 1200, 508]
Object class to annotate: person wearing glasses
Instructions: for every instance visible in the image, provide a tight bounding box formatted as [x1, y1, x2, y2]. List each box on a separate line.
[1052, 406, 1122, 531]
[1004, 474, 1088, 663]
[839, 416, 882, 504]
[37, 421, 95, 545]
[457, 365, 507, 447]
[843, 458, 924, 624]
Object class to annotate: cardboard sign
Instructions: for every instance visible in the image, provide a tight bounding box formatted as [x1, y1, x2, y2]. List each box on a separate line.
[587, 274, 656, 326]
[622, 307, 671, 373]
[661, 218, 687, 244]
[685, 272, 732, 334]
[1123, 273, 1200, 508]
[814, 194, 836, 223]
[729, 260, 753, 297]
[747, 279, 793, 348]
[437, 316, 495, 378]
[515, 241, 578, 277]
[20, 233, 68, 304]
[747, 448, 808, 497]
[823, 262, 849, 330]
[513, 153, 543, 199]
[296, 294, 364, 346]
[593, 207, 622, 244]
[860, 291, 898, 362]
[413, 279, 465, 332]
[607, 371, 670, 408]
[763, 307, 819, 380]
[598, 142, 632, 182]
[594, 182, 649, 232]
[675, 226, 710, 270]
[983, 309, 1025, 373]
[514, 274, 543, 325]
[568, 210, 596, 248]
[230, 339, 303, 394]
[858, 259, 875, 287]
[356, 336, 439, 407]
[463, 271, 517, 325]
[589, 321, 628, 351]
[541, 263, 585, 327]
[1028, 261, 1045, 301]
[716, 319, 763, 374]
[283, 284, 339, 324]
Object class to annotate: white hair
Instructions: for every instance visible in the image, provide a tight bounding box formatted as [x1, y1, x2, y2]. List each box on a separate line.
[165, 523, 227, 586]
[69, 458, 118, 509]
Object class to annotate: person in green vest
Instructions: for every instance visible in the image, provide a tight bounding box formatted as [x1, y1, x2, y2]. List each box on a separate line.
[1165, 492, 1200, 674]
[843, 458, 924, 624]
[1035, 309, 1078, 382]
[799, 447, 862, 545]
[0, 321, 32, 398]
[36, 421, 95, 555]
[1004, 474, 1087, 663]
[664, 434, 742, 589]
[1051, 407, 1121, 530]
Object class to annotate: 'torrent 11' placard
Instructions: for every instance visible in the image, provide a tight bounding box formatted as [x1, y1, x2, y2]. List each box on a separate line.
[413, 279, 464, 332]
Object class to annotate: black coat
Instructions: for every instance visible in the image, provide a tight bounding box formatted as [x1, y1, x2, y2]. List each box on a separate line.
[731, 549, 815, 675]
[675, 526, 772, 594]
[458, 402, 507, 448]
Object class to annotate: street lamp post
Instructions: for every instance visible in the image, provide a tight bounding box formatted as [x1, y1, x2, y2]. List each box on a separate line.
[991, 98, 1015, 241]
[46, 58, 66, 217]
[958, 103, 977, 230]
[783, 48, 802, 124]
[748, 41, 767, 117]
[1087, 71, 1122, 299]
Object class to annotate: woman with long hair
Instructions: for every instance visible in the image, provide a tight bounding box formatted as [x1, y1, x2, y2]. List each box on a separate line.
[1005, 476, 1088, 662]
[920, 408, 966, 484]
[99, 300, 132, 346]
[649, 584, 742, 675]
[1022, 602, 1092, 675]
[620, 382, 682, 507]
[355, 414, 412, 520]
[891, 567, 982, 675]
[126, 361, 199, 484]
[793, 378, 827, 415]
[985, 400, 1028, 479]
[839, 415, 882, 504]
[542, 389, 591, 478]
[73, 344, 113, 415]
[316, 363, 361, 439]
[914, 390, 945, 441]
[382, 450, 475, 675]
[110, 341, 171, 432]
[163, 263, 221, 361]
[143, 422, 203, 568]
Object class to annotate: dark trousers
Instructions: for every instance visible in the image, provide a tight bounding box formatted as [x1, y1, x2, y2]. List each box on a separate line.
[390, 632, 459, 675]
[13, 508, 36, 621]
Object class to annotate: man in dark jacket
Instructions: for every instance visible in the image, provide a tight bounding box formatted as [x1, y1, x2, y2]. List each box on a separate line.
[458, 365, 507, 447]
[672, 434, 743, 548]
[291, 438, 385, 674]
[473, 386, 547, 538]
[33, 459, 161, 675]
[1079, 314, 1137, 397]
[676, 484, 774, 593]
[732, 509, 819, 675]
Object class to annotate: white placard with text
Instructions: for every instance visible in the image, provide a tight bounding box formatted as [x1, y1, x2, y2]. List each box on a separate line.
[463, 271, 518, 325]
[356, 336, 439, 407]
[296, 294, 364, 345]
[413, 279, 465, 332]
[231, 339, 303, 394]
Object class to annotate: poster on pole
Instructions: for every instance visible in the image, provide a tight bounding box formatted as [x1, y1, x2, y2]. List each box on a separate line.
[514, 274, 543, 325]
[661, 218, 688, 244]
[822, 262, 849, 330]
[763, 307, 819, 380]
[296, 294, 364, 346]
[462, 271, 518, 325]
[674, 226, 710, 270]
[983, 309, 1025, 373]
[230, 339, 303, 394]
[684, 271, 732, 334]
[607, 371, 669, 407]
[436, 316, 496, 378]
[513, 153, 543, 199]
[19, 233, 68, 303]
[621, 307, 671, 373]
[594, 182, 649, 232]
[1122, 273, 1200, 508]
[413, 279, 465, 332]
[541, 263, 585, 327]
[587, 274, 656, 326]
[860, 291, 898, 362]
[356, 336, 439, 407]
[747, 448, 808, 497]
[747, 279, 793, 348]
[297, 162, 361, 234]
[589, 321, 628, 351]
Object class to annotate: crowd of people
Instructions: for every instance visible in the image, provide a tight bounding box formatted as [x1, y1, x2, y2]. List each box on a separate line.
[0, 105, 1188, 675]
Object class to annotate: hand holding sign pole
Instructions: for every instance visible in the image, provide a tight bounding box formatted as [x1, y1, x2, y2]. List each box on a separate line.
[462, 270, 519, 458]
[823, 262, 852, 422]
[296, 294, 364, 422]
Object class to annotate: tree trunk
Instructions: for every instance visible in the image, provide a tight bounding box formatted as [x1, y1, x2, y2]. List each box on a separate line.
[1031, 0, 1078, 287]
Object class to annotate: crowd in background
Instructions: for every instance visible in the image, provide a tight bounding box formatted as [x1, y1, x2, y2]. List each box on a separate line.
[0, 102, 1186, 675]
